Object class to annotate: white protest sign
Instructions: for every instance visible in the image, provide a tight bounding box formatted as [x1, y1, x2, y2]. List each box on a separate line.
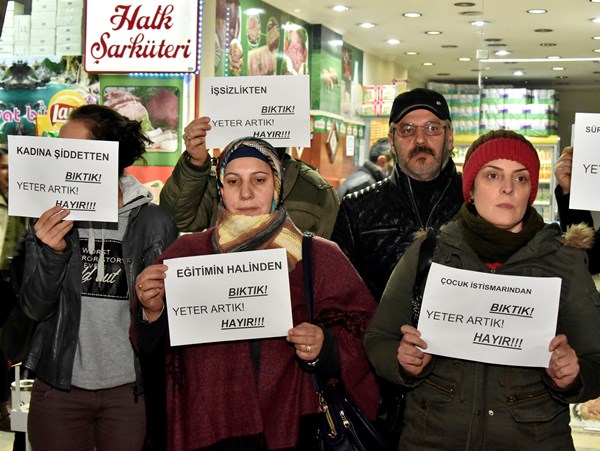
[570, 113, 600, 211]
[417, 263, 561, 368]
[203, 75, 311, 149]
[8, 135, 119, 222]
[164, 248, 293, 346]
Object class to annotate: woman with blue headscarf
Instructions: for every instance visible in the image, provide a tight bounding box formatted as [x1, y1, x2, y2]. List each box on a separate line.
[133, 137, 379, 451]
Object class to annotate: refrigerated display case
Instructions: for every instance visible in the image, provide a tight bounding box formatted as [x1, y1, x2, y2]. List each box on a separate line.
[454, 135, 560, 223]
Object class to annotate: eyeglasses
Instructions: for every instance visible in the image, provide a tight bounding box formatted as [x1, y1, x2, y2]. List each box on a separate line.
[394, 122, 448, 137]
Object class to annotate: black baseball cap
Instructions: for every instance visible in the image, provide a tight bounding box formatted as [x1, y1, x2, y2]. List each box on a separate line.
[389, 88, 451, 125]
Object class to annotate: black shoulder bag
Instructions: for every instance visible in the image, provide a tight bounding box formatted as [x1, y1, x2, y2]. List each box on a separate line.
[301, 233, 392, 451]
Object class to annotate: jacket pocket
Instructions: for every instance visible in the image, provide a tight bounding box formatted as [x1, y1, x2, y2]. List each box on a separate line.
[507, 390, 567, 423]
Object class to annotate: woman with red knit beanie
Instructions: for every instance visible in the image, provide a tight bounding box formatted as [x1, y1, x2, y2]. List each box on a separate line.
[365, 129, 600, 450]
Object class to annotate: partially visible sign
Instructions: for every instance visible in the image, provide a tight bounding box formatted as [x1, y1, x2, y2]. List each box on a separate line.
[8, 135, 119, 222]
[570, 113, 600, 211]
[84, 0, 200, 73]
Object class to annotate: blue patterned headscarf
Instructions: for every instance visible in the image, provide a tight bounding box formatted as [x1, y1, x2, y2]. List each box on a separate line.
[216, 137, 284, 212]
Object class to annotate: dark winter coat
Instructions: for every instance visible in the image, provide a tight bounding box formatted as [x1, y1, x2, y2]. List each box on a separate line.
[365, 220, 600, 451]
[332, 159, 463, 302]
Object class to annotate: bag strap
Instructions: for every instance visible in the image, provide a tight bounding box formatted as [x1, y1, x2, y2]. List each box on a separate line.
[302, 232, 315, 322]
[411, 229, 439, 326]
[301, 232, 329, 393]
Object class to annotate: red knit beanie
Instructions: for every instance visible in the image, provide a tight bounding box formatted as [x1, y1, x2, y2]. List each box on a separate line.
[462, 137, 540, 205]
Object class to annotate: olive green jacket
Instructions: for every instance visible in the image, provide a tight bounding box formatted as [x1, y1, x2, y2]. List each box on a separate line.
[1, 194, 28, 271]
[160, 153, 339, 238]
[364, 220, 600, 451]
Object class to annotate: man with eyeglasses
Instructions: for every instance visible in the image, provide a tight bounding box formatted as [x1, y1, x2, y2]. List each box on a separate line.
[332, 87, 463, 445]
[333, 87, 462, 302]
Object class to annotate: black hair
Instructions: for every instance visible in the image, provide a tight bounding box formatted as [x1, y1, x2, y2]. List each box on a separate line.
[67, 104, 150, 175]
[369, 137, 391, 163]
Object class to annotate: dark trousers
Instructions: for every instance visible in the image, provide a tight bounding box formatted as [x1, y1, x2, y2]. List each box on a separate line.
[27, 379, 145, 451]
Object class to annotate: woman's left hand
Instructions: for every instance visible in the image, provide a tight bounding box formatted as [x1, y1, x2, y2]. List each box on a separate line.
[287, 322, 324, 361]
[546, 334, 580, 390]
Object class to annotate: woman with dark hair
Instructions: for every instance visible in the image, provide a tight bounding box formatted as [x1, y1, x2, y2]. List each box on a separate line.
[364, 129, 600, 450]
[134, 137, 379, 451]
[17, 104, 178, 450]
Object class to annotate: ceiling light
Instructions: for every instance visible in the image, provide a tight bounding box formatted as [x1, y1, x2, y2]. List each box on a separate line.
[403, 12, 422, 18]
[470, 20, 488, 26]
[422, 62, 434, 66]
[540, 43, 557, 46]
[594, 36, 600, 40]
[481, 57, 600, 62]
[458, 57, 472, 61]
[487, 43, 507, 47]
[547, 55, 561, 59]
[437, 73, 451, 76]
[245, 8, 265, 15]
[405, 51, 419, 55]
[485, 38, 502, 42]
[528, 9, 547, 14]
[331, 5, 349, 12]
[454, 2, 476, 6]
[387, 39, 400, 45]
[495, 50, 511, 56]
[535, 29, 553, 33]
[513, 70, 525, 76]
[459, 11, 483, 16]
[591, 0, 600, 3]
[425, 31, 442, 35]
[591, 18, 600, 23]
[358, 22, 376, 28]
[442, 45, 458, 48]
[552, 67, 565, 71]
[555, 75, 568, 79]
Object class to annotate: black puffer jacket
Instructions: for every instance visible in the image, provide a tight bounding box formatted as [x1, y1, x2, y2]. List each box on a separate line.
[332, 159, 463, 302]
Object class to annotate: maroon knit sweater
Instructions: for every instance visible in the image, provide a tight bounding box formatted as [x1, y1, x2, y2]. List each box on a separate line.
[157, 231, 380, 451]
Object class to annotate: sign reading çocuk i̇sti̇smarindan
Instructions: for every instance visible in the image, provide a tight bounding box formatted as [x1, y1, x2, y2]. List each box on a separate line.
[84, 0, 200, 73]
[164, 248, 294, 346]
[8, 135, 119, 222]
[417, 263, 561, 368]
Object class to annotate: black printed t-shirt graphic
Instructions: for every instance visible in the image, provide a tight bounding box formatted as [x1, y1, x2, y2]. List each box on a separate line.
[80, 238, 128, 299]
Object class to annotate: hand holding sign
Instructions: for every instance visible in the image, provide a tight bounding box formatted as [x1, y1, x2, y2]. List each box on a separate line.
[135, 263, 168, 324]
[554, 146, 573, 194]
[546, 334, 580, 390]
[398, 324, 432, 377]
[287, 322, 324, 361]
[34, 205, 74, 252]
[183, 117, 212, 166]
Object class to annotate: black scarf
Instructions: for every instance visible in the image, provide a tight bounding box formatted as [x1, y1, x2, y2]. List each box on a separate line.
[458, 203, 545, 263]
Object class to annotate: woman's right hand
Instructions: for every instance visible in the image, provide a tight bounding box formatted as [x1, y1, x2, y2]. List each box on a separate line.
[397, 324, 432, 377]
[34, 205, 74, 252]
[183, 116, 212, 166]
[135, 264, 168, 323]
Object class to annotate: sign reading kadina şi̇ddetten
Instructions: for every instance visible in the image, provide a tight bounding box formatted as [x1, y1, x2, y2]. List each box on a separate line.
[84, 1, 200, 73]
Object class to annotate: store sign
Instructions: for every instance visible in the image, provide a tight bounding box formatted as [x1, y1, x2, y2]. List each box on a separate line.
[84, 0, 200, 73]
